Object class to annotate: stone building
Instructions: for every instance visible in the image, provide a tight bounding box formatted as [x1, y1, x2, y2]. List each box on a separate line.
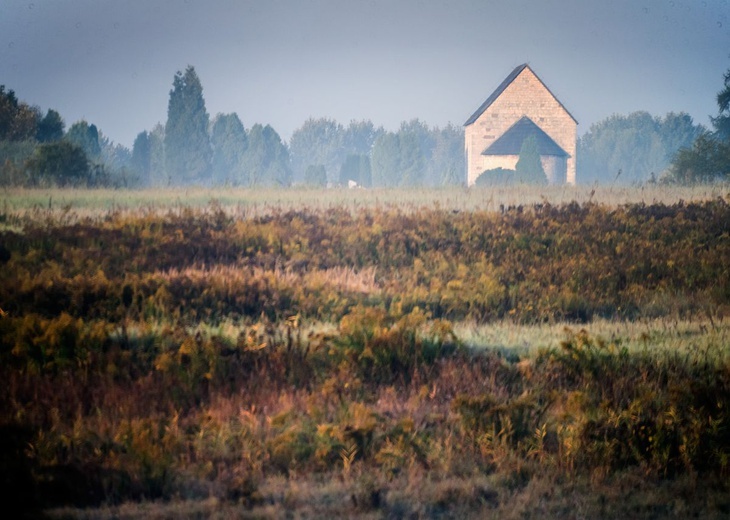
[464, 64, 577, 186]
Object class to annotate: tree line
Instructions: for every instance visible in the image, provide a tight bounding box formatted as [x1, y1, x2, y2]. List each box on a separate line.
[0, 85, 132, 187]
[1, 66, 728, 188]
[152, 67, 466, 188]
[578, 68, 730, 185]
[0, 67, 465, 189]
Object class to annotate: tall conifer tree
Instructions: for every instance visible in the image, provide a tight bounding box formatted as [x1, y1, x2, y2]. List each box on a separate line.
[164, 66, 212, 184]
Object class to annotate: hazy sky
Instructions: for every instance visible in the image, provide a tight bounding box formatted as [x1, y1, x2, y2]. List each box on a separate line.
[1, 0, 728, 148]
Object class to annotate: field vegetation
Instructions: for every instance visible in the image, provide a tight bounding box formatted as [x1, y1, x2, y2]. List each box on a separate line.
[1, 186, 729, 518]
[2, 184, 727, 216]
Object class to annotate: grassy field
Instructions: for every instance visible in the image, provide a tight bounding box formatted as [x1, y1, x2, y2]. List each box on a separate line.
[1, 186, 729, 519]
[2, 183, 728, 217]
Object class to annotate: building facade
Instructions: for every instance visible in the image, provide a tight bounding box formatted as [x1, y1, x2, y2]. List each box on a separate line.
[464, 64, 577, 186]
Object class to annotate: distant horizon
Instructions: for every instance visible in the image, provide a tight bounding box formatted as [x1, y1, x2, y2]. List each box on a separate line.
[2, 0, 727, 148]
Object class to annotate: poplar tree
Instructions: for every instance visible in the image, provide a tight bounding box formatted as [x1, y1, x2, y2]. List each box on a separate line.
[164, 66, 212, 185]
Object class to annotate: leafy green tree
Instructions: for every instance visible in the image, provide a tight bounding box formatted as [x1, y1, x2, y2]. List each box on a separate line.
[578, 111, 704, 184]
[431, 124, 465, 186]
[164, 66, 212, 185]
[47, 120, 132, 186]
[0, 141, 36, 185]
[668, 69, 730, 184]
[399, 119, 432, 186]
[289, 118, 344, 184]
[338, 154, 371, 186]
[241, 124, 291, 186]
[0, 86, 40, 141]
[670, 133, 730, 183]
[240, 124, 265, 187]
[210, 113, 248, 185]
[398, 132, 424, 186]
[0, 86, 20, 139]
[711, 69, 730, 140]
[0, 85, 40, 184]
[396, 127, 424, 186]
[11, 105, 39, 142]
[99, 132, 133, 186]
[36, 109, 64, 142]
[65, 120, 101, 161]
[304, 164, 327, 187]
[370, 132, 401, 187]
[358, 155, 372, 187]
[343, 120, 383, 156]
[339, 154, 359, 185]
[131, 131, 152, 184]
[25, 141, 89, 186]
[515, 135, 546, 184]
[660, 112, 705, 162]
[148, 124, 167, 185]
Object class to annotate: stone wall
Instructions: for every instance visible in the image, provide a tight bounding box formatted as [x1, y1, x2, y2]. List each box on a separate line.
[465, 66, 576, 186]
[480, 156, 518, 174]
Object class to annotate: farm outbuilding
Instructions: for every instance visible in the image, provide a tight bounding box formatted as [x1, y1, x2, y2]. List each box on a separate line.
[464, 64, 577, 186]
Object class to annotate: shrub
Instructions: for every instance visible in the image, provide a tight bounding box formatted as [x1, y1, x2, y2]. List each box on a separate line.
[475, 167, 514, 186]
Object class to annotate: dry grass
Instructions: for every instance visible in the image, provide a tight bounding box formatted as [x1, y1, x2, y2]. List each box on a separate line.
[156, 264, 380, 297]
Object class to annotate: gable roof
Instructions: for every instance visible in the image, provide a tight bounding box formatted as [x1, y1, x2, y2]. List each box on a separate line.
[464, 64, 577, 126]
[482, 116, 569, 157]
